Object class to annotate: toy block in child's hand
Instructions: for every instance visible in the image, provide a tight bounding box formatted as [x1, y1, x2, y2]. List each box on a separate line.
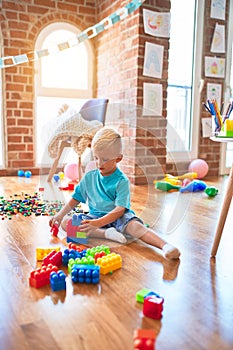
[50, 224, 59, 237]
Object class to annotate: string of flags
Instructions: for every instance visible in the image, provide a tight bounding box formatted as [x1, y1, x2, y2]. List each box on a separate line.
[0, 0, 145, 69]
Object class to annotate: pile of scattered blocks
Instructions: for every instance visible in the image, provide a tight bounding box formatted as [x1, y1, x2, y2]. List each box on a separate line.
[29, 243, 122, 292]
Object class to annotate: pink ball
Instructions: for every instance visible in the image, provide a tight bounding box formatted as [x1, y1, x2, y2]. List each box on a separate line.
[188, 159, 209, 179]
[64, 163, 79, 181]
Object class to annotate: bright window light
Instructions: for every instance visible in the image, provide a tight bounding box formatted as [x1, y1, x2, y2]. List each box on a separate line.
[41, 30, 88, 90]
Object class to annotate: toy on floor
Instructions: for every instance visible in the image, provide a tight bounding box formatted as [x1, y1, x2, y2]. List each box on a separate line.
[25, 170, 32, 178]
[133, 329, 156, 350]
[42, 250, 62, 267]
[71, 264, 100, 284]
[50, 270, 66, 291]
[165, 171, 198, 180]
[36, 246, 60, 261]
[143, 294, 164, 320]
[18, 169, 25, 177]
[204, 186, 218, 197]
[180, 179, 207, 193]
[155, 181, 181, 192]
[29, 264, 58, 288]
[64, 163, 79, 181]
[95, 252, 122, 275]
[53, 174, 60, 182]
[188, 159, 208, 179]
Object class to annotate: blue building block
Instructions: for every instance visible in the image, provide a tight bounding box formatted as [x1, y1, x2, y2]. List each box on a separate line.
[62, 248, 82, 266]
[50, 270, 66, 291]
[71, 264, 100, 284]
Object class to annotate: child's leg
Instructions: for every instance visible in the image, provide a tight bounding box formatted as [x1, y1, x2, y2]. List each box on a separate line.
[124, 220, 180, 259]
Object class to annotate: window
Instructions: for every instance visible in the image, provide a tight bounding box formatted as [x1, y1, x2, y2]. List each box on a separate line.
[34, 22, 94, 166]
[167, 0, 204, 162]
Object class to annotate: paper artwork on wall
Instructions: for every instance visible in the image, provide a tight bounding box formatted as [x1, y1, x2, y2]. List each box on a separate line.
[207, 83, 222, 107]
[210, 0, 226, 20]
[143, 42, 164, 79]
[210, 23, 225, 53]
[204, 56, 225, 78]
[143, 9, 170, 38]
[202, 118, 213, 138]
[143, 83, 162, 116]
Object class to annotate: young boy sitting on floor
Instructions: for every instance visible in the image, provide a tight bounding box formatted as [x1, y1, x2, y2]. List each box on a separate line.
[49, 127, 180, 260]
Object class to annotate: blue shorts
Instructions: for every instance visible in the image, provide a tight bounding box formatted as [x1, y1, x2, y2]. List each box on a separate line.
[76, 211, 143, 233]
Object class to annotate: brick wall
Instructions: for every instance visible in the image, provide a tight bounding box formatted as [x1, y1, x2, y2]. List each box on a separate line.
[0, 0, 231, 181]
[96, 0, 170, 184]
[0, 0, 96, 175]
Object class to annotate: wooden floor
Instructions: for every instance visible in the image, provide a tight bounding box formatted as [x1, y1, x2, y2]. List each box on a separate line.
[0, 175, 233, 350]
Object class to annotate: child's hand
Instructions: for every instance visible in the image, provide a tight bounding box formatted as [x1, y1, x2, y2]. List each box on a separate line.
[49, 215, 62, 228]
[79, 219, 101, 234]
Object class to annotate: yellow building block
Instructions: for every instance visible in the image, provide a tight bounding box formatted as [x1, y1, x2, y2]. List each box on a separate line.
[96, 252, 122, 275]
[36, 246, 60, 261]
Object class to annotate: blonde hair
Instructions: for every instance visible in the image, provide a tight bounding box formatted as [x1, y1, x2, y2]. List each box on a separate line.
[92, 127, 122, 157]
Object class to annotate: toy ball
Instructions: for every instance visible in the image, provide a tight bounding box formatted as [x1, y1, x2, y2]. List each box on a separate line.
[53, 174, 60, 182]
[24, 170, 32, 178]
[18, 169, 25, 177]
[85, 160, 96, 173]
[64, 163, 79, 181]
[188, 159, 209, 179]
[58, 171, 65, 179]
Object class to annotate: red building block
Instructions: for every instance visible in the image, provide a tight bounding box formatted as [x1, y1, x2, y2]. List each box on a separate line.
[133, 329, 156, 350]
[68, 243, 84, 252]
[143, 295, 164, 320]
[42, 250, 62, 267]
[50, 224, 59, 237]
[29, 264, 58, 288]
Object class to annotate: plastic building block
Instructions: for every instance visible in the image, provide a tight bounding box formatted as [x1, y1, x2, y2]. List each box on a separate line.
[86, 245, 110, 258]
[133, 329, 156, 350]
[42, 250, 62, 267]
[29, 264, 58, 288]
[50, 224, 59, 237]
[62, 248, 82, 266]
[71, 214, 82, 226]
[143, 295, 164, 320]
[68, 242, 85, 252]
[50, 270, 66, 291]
[68, 255, 94, 274]
[36, 246, 60, 261]
[136, 288, 152, 303]
[136, 288, 161, 303]
[71, 264, 100, 284]
[95, 252, 122, 275]
[66, 215, 88, 244]
[94, 251, 106, 262]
